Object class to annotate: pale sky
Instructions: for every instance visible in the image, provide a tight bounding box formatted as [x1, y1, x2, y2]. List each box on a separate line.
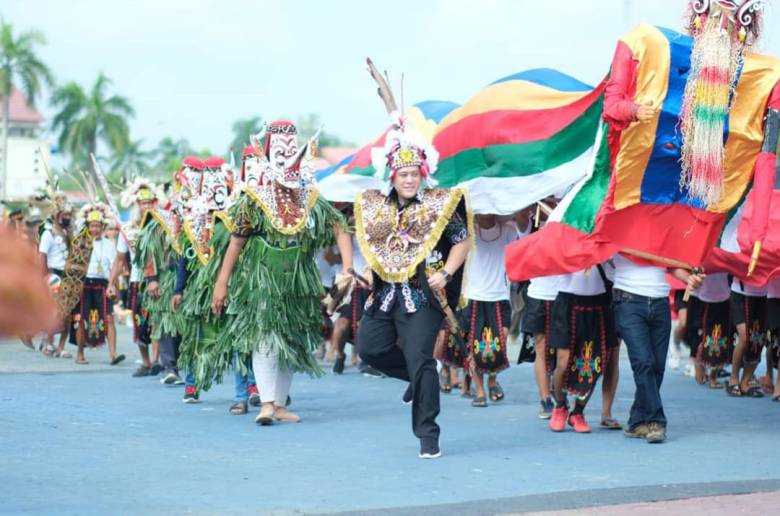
[4, 0, 780, 154]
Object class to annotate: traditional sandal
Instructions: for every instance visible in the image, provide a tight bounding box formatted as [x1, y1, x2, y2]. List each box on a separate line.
[726, 383, 742, 397]
[489, 384, 505, 402]
[471, 396, 488, 407]
[600, 418, 622, 430]
[743, 386, 765, 398]
[229, 401, 248, 415]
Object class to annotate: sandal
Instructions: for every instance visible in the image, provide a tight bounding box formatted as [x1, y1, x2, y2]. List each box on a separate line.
[708, 380, 725, 389]
[743, 386, 765, 398]
[229, 401, 248, 415]
[75, 358, 89, 365]
[489, 384, 505, 402]
[42, 346, 55, 357]
[471, 396, 488, 408]
[110, 354, 126, 366]
[726, 383, 742, 397]
[600, 418, 622, 430]
[53, 350, 72, 359]
[439, 369, 452, 393]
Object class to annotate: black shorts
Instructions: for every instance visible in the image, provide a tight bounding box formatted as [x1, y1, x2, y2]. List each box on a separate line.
[521, 296, 552, 336]
[767, 298, 780, 333]
[549, 292, 618, 350]
[730, 291, 767, 327]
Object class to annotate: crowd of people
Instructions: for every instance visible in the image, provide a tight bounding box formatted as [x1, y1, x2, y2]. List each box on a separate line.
[2, 0, 779, 460]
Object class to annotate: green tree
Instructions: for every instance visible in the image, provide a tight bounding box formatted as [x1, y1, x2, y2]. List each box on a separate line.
[50, 73, 134, 173]
[0, 21, 54, 199]
[153, 136, 195, 177]
[228, 115, 264, 164]
[111, 138, 154, 181]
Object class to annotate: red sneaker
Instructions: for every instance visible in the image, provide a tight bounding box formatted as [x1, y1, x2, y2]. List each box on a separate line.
[568, 413, 591, 433]
[549, 406, 568, 432]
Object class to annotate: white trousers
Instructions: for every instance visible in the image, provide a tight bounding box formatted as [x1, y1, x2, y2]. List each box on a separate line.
[252, 345, 293, 405]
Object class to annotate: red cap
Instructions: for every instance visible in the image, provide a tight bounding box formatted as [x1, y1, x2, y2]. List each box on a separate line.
[204, 156, 225, 168]
[182, 156, 203, 169]
[264, 120, 297, 156]
[242, 145, 257, 158]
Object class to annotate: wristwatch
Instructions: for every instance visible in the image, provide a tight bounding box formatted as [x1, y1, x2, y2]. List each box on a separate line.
[440, 269, 452, 284]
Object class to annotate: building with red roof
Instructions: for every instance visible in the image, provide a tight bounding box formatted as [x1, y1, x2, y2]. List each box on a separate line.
[1, 86, 49, 201]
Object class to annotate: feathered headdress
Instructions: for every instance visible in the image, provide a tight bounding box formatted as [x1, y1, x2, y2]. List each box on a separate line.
[366, 58, 439, 191]
[120, 178, 163, 208]
[76, 202, 114, 228]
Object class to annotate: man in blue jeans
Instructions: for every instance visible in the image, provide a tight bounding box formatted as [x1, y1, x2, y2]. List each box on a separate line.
[612, 255, 702, 443]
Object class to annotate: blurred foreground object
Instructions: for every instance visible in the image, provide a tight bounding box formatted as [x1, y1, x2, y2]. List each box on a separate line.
[0, 225, 58, 337]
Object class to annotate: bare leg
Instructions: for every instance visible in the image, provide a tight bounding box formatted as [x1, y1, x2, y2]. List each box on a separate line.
[730, 323, 747, 387]
[552, 348, 571, 406]
[76, 327, 86, 363]
[106, 315, 118, 361]
[473, 373, 486, 400]
[533, 332, 551, 401]
[332, 317, 349, 360]
[773, 353, 780, 399]
[151, 339, 160, 364]
[138, 344, 152, 368]
[601, 346, 620, 421]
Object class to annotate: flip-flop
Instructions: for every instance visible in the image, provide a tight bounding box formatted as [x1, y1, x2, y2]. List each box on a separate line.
[54, 350, 72, 359]
[708, 381, 725, 389]
[489, 384, 505, 402]
[75, 358, 89, 365]
[228, 401, 248, 415]
[471, 396, 488, 408]
[744, 386, 765, 398]
[110, 354, 126, 366]
[600, 418, 622, 430]
[726, 384, 742, 397]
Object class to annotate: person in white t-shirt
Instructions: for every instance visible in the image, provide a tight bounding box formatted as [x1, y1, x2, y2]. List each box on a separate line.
[456, 214, 518, 407]
[611, 254, 703, 444]
[685, 272, 731, 388]
[548, 262, 619, 433]
[37, 198, 74, 358]
[766, 277, 780, 401]
[522, 274, 561, 419]
[72, 204, 125, 366]
[727, 278, 768, 397]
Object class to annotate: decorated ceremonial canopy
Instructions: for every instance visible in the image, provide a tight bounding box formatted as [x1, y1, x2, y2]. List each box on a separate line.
[432, 68, 603, 214]
[506, 22, 780, 282]
[318, 68, 603, 214]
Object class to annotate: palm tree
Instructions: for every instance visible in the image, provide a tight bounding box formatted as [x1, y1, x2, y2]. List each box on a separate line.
[0, 21, 54, 199]
[50, 72, 134, 173]
[111, 138, 154, 181]
[154, 136, 195, 177]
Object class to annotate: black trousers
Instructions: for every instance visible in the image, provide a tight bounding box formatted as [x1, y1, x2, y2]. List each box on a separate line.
[159, 333, 181, 374]
[357, 304, 443, 445]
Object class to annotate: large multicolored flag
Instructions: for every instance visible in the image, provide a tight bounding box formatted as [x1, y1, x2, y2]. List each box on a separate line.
[506, 25, 780, 281]
[432, 68, 604, 214]
[316, 100, 459, 202]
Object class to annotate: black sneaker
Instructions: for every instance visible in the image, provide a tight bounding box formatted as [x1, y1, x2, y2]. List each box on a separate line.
[161, 372, 180, 385]
[149, 363, 163, 376]
[402, 385, 413, 405]
[333, 355, 345, 375]
[182, 385, 200, 404]
[418, 439, 441, 459]
[538, 397, 554, 419]
[132, 365, 150, 377]
[361, 364, 384, 378]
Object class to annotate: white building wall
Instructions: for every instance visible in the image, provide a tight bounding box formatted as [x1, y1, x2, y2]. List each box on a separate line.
[5, 135, 49, 201]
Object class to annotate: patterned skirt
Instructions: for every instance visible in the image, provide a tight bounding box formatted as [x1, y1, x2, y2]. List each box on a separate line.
[549, 292, 616, 400]
[457, 300, 511, 374]
[70, 278, 110, 348]
[730, 292, 767, 365]
[690, 299, 731, 368]
[130, 281, 151, 345]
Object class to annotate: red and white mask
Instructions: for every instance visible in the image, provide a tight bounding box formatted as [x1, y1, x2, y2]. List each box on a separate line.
[201, 156, 233, 212]
[265, 120, 303, 189]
